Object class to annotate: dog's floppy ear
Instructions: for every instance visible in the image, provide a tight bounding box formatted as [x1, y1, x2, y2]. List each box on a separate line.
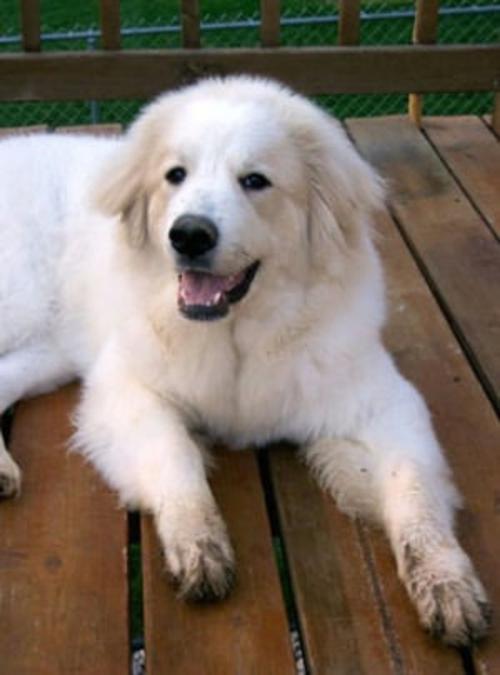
[92, 99, 170, 247]
[92, 131, 152, 247]
[291, 105, 385, 270]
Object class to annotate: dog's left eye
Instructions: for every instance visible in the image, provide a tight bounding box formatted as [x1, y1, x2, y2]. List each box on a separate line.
[165, 166, 187, 185]
[239, 173, 272, 191]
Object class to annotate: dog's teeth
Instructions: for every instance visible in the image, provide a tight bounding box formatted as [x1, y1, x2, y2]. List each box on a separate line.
[214, 292, 222, 304]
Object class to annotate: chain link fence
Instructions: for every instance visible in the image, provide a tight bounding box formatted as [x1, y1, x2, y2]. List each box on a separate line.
[0, 1, 498, 128]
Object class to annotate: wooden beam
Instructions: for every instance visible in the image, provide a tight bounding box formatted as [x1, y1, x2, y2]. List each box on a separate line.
[409, 0, 439, 126]
[181, 0, 201, 48]
[99, 0, 121, 50]
[0, 44, 497, 102]
[338, 0, 361, 46]
[20, 0, 41, 52]
[260, 0, 280, 47]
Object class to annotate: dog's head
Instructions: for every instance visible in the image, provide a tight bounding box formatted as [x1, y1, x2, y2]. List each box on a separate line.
[94, 77, 384, 322]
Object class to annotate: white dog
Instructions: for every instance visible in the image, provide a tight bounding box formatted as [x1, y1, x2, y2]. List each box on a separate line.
[0, 77, 490, 645]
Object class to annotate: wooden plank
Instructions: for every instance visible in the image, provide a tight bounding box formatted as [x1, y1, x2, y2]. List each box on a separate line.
[56, 123, 121, 136]
[272, 125, 500, 669]
[0, 386, 130, 674]
[0, 44, 498, 101]
[181, 0, 201, 48]
[409, 0, 439, 126]
[348, 115, 500, 410]
[20, 0, 41, 52]
[0, 125, 47, 137]
[338, 0, 361, 46]
[423, 116, 500, 239]
[141, 449, 295, 675]
[99, 0, 121, 50]
[270, 449, 405, 674]
[348, 118, 500, 669]
[260, 0, 280, 47]
[371, 206, 500, 675]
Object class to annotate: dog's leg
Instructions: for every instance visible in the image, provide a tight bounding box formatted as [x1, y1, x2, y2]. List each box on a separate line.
[303, 351, 490, 645]
[0, 344, 75, 498]
[75, 347, 234, 601]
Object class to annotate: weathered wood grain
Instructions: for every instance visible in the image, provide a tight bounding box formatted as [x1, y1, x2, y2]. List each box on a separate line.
[141, 450, 295, 675]
[0, 44, 497, 101]
[423, 116, 500, 239]
[349, 115, 500, 410]
[270, 448, 404, 674]
[0, 386, 129, 675]
[348, 117, 500, 673]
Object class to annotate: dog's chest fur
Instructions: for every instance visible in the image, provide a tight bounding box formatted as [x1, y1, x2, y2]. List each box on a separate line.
[149, 311, 339, 448]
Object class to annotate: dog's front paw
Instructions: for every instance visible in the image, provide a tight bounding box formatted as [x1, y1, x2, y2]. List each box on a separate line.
[0, 455, 21, 499]
[166, 536, 235, 602]
[402, 543, 491, 645]
[157, 499, 235, 602]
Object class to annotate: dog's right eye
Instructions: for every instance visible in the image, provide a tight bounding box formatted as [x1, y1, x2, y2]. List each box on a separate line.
[165, 166, 187, 185]
[239, 172, 272, 191]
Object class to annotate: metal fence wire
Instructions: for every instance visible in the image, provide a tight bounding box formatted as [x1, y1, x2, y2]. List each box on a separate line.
[0, 0, 498, 128]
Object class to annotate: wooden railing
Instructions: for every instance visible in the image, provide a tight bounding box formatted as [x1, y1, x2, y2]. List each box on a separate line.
[2, 0, 499, 130]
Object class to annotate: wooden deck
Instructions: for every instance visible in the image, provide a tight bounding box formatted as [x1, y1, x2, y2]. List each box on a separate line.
[0, 115, 498, 674]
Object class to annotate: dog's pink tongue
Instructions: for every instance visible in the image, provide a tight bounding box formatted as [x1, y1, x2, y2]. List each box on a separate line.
[179, 270, 244, 306]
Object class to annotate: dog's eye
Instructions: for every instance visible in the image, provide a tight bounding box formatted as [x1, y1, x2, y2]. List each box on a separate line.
[239, 173, 272, 191]
[165, 166, 187, 185]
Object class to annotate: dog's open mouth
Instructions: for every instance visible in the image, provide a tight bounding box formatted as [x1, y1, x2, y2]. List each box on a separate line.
[178, 261, 260, 321]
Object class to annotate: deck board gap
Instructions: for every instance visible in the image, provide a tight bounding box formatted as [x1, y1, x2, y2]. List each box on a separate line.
[0, 405, 15, 445]
[258, 448, 310, 674]
[459, 647, 477, 675]
[128, 511, 144, 660]
[419, 125, 500, 244]
[355, 522, 405, 675]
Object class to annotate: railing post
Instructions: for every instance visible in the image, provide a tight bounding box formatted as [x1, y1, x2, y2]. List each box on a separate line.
[20, 0, 41, 52]
[338, 0, 361, 46]
[99, 0, 121, 50]
[260, 0, 280, 47]
[181, 0, 201, 48]
[409, 0, 439, 126]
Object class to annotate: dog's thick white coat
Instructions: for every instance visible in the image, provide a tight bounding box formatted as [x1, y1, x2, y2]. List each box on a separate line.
[0, 78, 489, 641]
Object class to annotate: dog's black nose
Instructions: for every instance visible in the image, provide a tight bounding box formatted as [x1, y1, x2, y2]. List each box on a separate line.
[169, 214, 219, 259]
